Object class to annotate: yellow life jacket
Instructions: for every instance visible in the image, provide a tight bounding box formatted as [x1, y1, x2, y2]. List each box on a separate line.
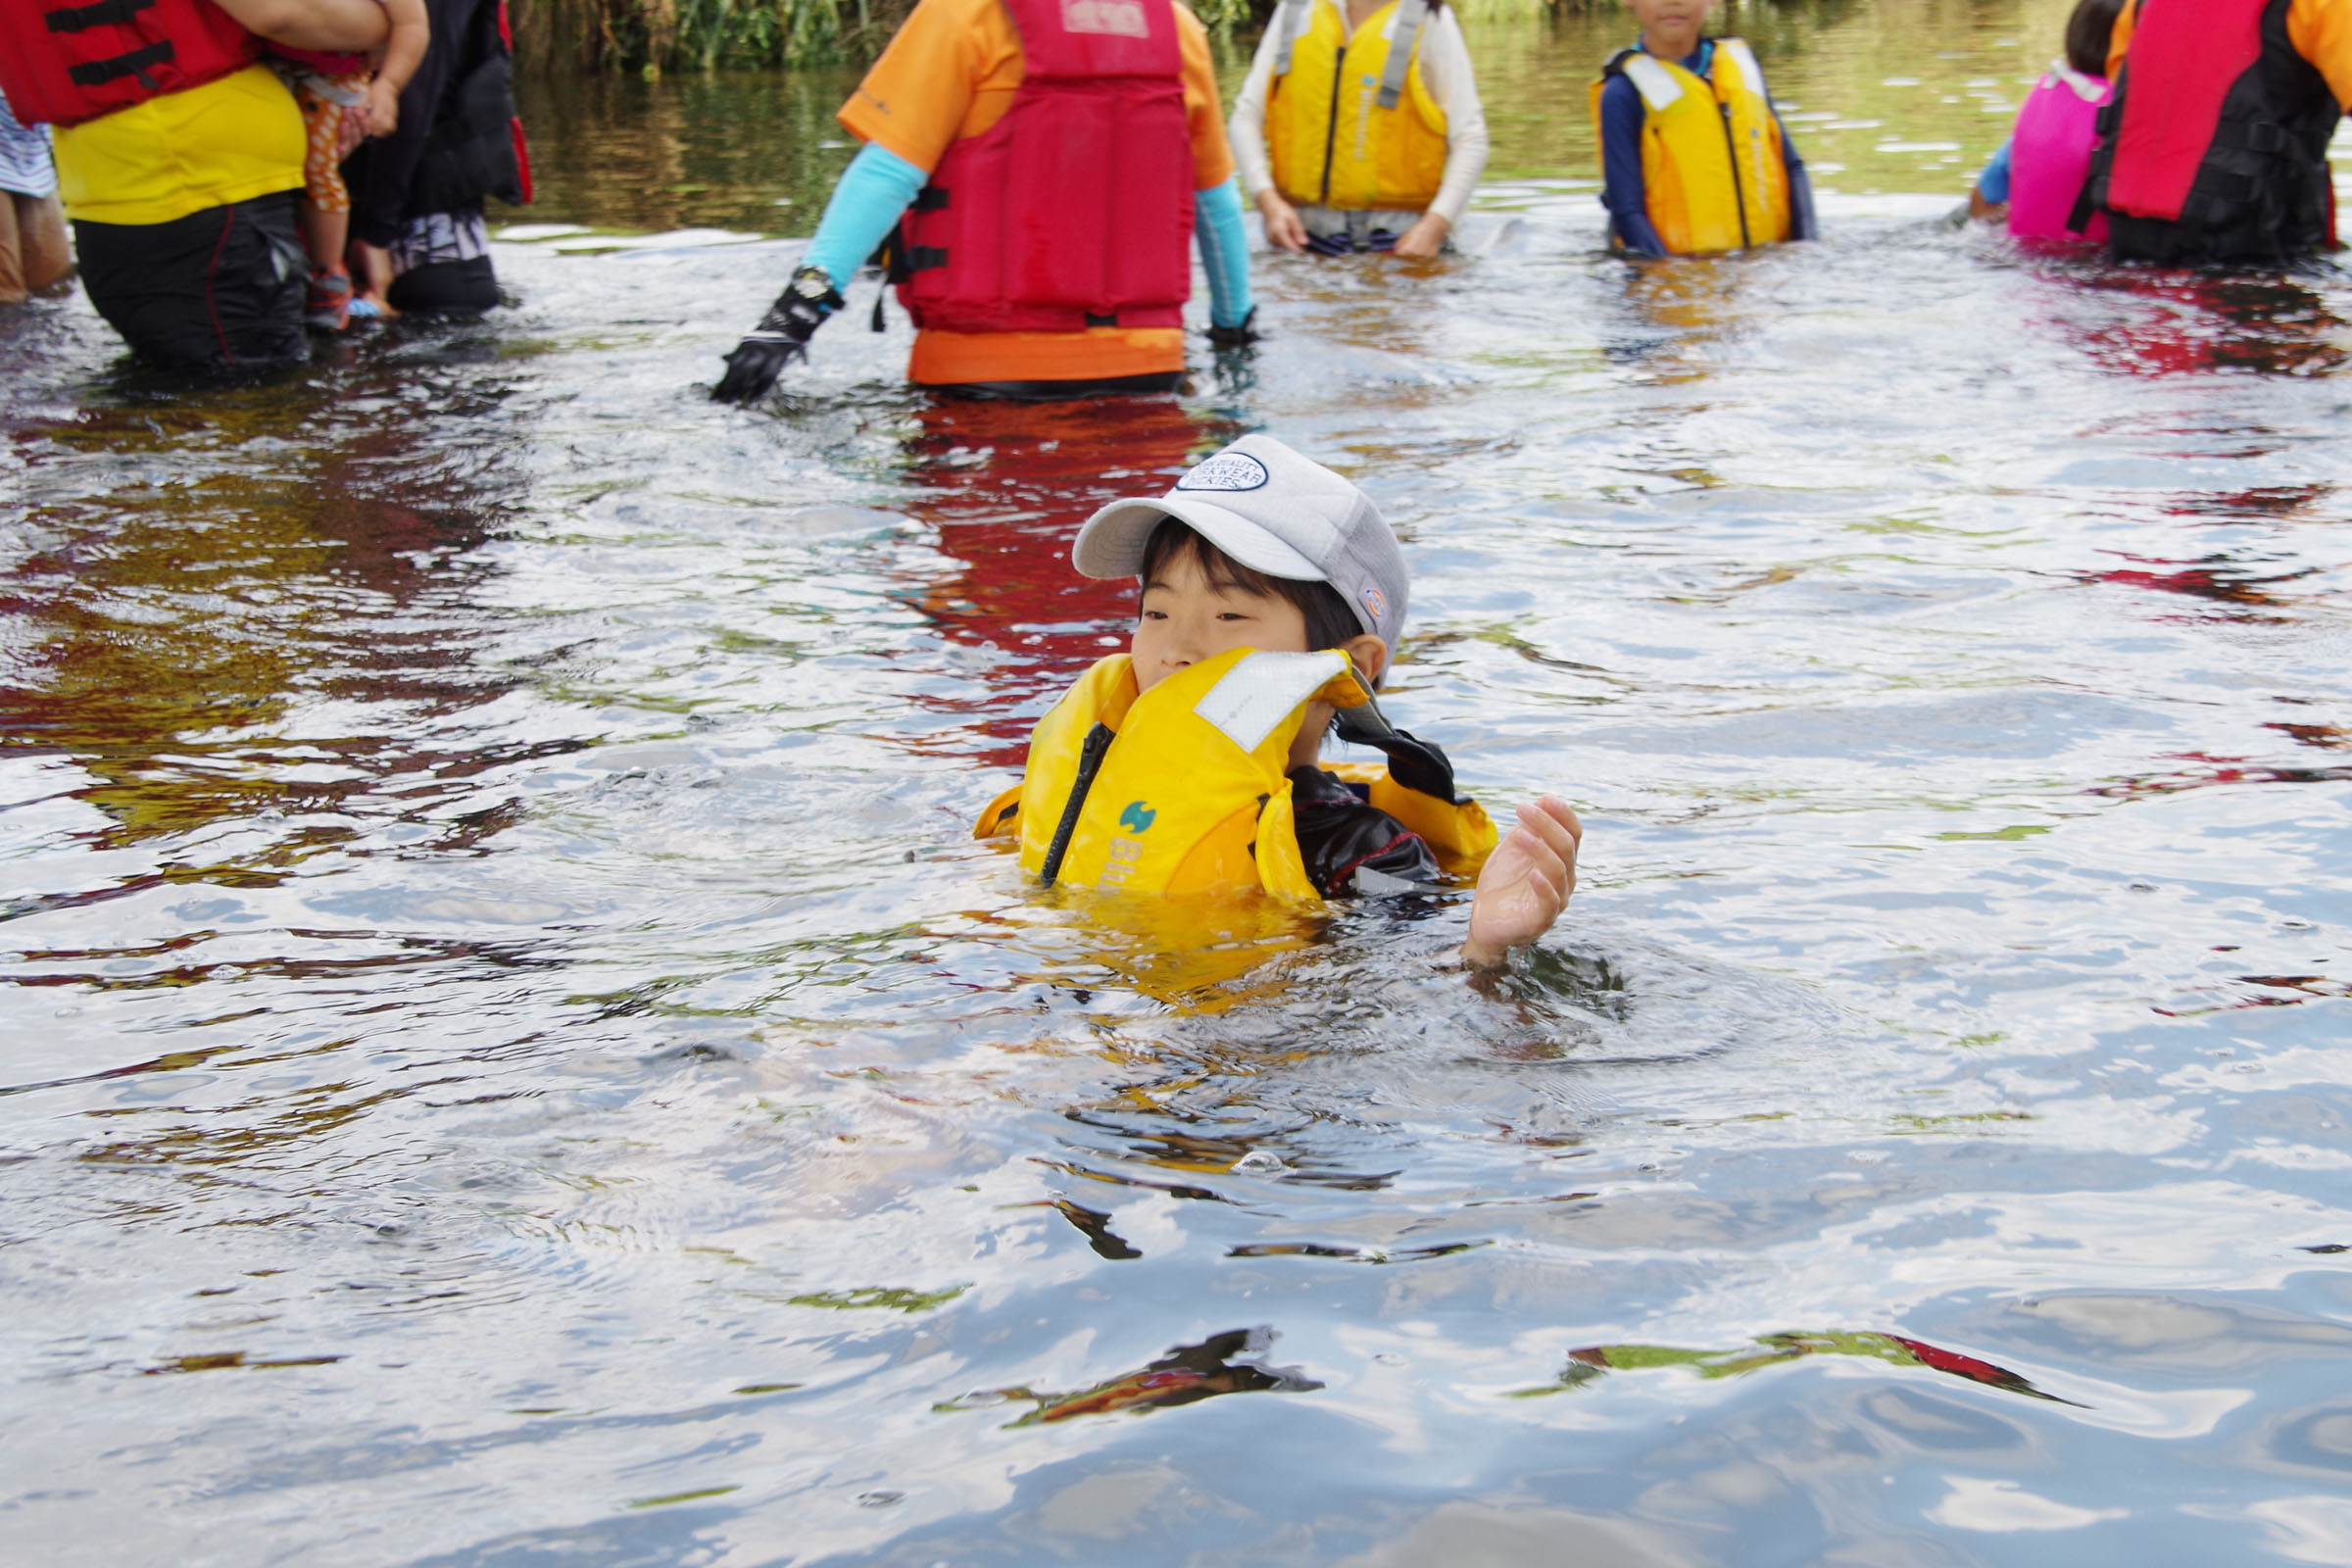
[972, 646, 1496, 902]
[1263, 0, 1450, 213]
[1590, 38, 1791, 256]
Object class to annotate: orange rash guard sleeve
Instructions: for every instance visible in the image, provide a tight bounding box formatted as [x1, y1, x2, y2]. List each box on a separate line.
[2288, 0, 2352, 108]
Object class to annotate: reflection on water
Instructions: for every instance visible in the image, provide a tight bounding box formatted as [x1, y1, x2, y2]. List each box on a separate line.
[943, 1326, 1323, 1426]
[1537, 1329, 2077, 1404]
[897, 394, 1241, 761]
[6, 0, 2352, 1562]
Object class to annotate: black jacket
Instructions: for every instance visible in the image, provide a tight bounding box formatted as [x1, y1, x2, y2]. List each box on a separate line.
[1288, 765, 1444, 897]
[344, 0, 524, 247]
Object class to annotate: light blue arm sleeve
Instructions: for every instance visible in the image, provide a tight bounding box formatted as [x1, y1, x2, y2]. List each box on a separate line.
[802, 142, 931, 292]
[1977, 140, 2014, 205]
[1193, 176, 1254, 330]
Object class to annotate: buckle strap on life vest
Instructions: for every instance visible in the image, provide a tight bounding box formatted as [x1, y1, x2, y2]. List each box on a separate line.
[2211, 118, 2290, 155]
[45, 0, 176, 88]
[68, 41, 172, 86]
[47, 0, 158, 28]
[1333, 698, 1465, 805]
[1374, 0, 1431, 111]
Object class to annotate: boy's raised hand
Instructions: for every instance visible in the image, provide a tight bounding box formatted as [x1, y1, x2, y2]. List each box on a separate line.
[1463, 797, 1582, 969]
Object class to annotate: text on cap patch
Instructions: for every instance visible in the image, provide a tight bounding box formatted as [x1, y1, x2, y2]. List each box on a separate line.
[1176, 452, 1271, 492]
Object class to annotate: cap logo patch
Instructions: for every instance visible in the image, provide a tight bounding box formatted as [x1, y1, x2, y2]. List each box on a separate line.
[1176, 453, 1271, 493]
[1061, 0, 1148, 36]
[1361, 586, 1387, 621]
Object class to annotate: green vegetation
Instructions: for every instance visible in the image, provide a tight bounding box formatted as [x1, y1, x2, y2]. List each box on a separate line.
[513, 0, 1589, 73]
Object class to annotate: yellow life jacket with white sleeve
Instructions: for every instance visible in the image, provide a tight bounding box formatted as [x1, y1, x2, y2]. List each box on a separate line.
[1263, 0, 1450, 213]
[1591, 38, 1791, 255]
[972, 646, 1496, 902]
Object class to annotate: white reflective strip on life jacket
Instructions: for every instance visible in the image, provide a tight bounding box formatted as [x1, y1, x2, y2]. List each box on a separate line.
[1620, 52, 1685, 113]
[1716, 38, 1765, 98]
[1374, 0, 1430, 112]
[1271, 0, 1314, 76]
[1192, 650, 1349, 755]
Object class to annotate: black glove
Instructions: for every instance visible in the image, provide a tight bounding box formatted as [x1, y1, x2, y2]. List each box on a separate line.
[1207, 306, 1260, 349]
[711, 266, 844, 404]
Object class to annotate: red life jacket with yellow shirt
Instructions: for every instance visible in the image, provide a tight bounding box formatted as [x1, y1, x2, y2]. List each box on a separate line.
[0, 0, 260, 128]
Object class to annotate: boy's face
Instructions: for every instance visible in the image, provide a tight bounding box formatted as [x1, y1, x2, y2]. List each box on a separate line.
[1131, 549, 1312, 694]
[1627, 0, 1711, 43]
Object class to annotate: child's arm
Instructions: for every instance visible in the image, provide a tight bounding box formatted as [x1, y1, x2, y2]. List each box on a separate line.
[1969, 139, 2013, 223]
[362, 0, 431, 138]
[1596, 74, 1668, 259]
[1777, 113, 1819, 241]
[1462, 797, 1582, 969]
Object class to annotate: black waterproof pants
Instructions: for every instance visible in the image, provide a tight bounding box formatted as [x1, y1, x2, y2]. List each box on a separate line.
[74, 191, 307, 373]
[387, 254, 499, 314]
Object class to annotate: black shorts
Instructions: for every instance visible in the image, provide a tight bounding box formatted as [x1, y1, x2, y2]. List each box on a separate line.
[387, 254, 499, 315]
[73, 191, 307, 374]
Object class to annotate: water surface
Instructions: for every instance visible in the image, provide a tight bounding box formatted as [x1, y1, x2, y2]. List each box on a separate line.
[6, 3, 2352, 1563]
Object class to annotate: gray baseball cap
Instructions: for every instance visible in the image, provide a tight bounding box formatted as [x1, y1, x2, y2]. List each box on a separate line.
[1071, 434, 1409, 658]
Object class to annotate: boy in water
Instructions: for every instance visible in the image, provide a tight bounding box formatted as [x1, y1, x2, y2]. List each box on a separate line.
[1593, 0, 1817, 257]
[975, 434, 1580, 969]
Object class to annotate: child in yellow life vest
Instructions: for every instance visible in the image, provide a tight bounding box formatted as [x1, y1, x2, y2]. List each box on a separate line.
[1593, 0, 1818, 258]
[1228, 0, 1490, 259]
[972, 434, 1581, 970]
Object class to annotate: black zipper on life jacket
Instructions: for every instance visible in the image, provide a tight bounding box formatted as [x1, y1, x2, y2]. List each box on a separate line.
[1716, 85, 1753, 250]
[1318, 31, 1347, 204]
[1038, 722, 1114, 888]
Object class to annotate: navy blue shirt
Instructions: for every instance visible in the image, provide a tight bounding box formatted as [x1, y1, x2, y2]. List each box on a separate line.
[1597, 40, 1820, 258]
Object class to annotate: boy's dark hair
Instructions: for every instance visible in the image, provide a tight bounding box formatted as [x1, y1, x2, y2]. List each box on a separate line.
[1140, 517, 1363, 657]
[2065, 0, 2127, 77]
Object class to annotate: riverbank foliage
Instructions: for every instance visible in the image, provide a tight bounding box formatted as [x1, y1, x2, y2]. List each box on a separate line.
[513, 0, 1587, 72]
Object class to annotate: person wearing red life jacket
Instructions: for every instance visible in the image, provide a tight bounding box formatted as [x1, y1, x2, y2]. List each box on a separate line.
[0, 0, 389, 371]
[1967, 0, 2126, 248]
[2083, 0, 2352, 264]
[711, 0, 1257, 404]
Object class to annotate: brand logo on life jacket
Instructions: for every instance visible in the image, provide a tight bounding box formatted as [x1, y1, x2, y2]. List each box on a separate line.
[1119, 800, 1157, 833]
[1062, 0, 1149, 38]
[1176, 452, 1270, 492]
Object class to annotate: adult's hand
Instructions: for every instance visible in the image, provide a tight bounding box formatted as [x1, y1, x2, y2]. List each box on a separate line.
[713, 337, 808, 403]
[1392, 211, 1449, 260]
[1255, 188, 1308, 253]
[213, 0, 387, 52]
[1462, 797, 1582, 969]
[711, 266, 843, 404]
